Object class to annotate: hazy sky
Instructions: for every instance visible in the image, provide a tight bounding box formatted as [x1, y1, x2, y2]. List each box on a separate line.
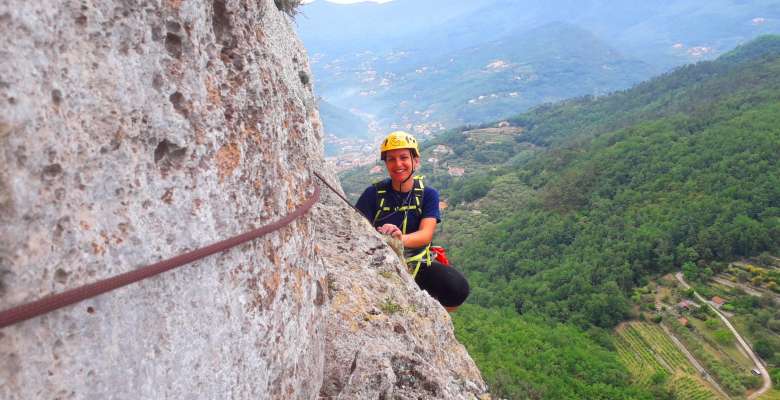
[304, 0, 393, 3]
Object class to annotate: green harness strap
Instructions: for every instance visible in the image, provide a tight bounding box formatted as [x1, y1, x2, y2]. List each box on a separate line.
[372, 176, 432, 278]
[405, 243, 431, 278]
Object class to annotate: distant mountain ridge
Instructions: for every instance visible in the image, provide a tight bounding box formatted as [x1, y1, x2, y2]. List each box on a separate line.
[374, 22, 658, 127]
[307, 21, 658, 131]
[298, 0, 780, 137]
[301, 0, 780, 66]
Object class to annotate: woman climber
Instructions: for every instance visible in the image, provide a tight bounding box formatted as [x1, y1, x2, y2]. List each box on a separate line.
[355, 131, 470, 311]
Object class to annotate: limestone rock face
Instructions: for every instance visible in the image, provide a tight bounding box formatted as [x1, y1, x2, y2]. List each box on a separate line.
[0, 0, 488, 399]
[1, 1, 323, 398]
[313, 186, 488, 400]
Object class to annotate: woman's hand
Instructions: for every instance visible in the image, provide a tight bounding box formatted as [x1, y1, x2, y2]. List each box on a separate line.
[377, 223, 402, 239]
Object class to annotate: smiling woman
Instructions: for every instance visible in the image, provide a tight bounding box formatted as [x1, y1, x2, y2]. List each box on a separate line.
[355, 131, 470, 311]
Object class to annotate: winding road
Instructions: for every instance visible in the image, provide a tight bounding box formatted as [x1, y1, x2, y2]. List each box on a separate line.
[675, 272, 772, 399]
[660, 323, 731, 398]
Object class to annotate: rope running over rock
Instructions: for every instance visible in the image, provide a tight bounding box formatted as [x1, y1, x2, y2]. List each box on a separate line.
[0, 185, 320, 329]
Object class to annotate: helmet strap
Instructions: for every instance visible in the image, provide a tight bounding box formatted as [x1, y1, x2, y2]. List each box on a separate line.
[401, 165, 415, 186]
[393, 150, 417, 192]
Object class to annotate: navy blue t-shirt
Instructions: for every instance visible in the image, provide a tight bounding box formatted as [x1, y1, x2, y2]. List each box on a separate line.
[355, 178, 441, 233]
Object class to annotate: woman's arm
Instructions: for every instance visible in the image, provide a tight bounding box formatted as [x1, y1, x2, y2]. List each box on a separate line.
[401, 217, 437, 248]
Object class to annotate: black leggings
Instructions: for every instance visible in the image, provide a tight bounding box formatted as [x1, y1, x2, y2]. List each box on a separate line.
[413, 261, 470, 307]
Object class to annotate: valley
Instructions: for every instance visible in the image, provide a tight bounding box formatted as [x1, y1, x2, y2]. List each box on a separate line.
[300, 0, 780, 162]
[337, 35, 780, 399]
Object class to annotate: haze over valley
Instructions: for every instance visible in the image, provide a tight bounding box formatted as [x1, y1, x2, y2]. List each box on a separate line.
[297, 0, 780, 164]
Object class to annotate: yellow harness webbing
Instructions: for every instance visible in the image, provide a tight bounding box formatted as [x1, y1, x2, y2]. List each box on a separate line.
[372, 176, 431, 278]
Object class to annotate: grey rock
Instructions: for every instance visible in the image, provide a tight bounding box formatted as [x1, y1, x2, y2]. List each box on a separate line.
[0, 0, 488, 399]
[313, 185, 488, 400]
[1, 1, 323, 398]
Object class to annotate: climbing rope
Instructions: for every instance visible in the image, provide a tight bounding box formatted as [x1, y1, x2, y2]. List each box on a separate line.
[313, 171, 364, 216]
[0, 185, 320, 329]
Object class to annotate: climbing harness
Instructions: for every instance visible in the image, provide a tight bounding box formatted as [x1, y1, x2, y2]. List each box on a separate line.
[315, 171, 450, 279]
[372, 176, 433, 278]
[371, 176, 425, 231]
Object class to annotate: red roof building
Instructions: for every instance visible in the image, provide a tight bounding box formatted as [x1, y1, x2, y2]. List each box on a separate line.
[676, 300, 698, 310]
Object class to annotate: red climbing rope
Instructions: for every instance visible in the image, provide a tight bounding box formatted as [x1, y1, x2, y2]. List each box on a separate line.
[0, 185, 320, 329]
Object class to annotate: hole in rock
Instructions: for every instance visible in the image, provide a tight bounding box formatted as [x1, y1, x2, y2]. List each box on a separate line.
[165, 33, 182, 58]
[168, 92, 187, 116]
[51, 89, 62, 106]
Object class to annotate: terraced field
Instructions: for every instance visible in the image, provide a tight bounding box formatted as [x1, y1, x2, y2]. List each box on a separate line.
[669, 371, 722, 400]
[615, 321, 723, 399]
[614, 333, 665, 386]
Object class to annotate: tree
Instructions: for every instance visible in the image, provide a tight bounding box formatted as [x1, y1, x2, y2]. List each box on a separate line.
[758, 294, 774, 308]
[772, 368, 780, 384]
[730, 215, 768, 255]
[757, 251, 775, 267]
[710, 261, 728, 274]
[676, 245, 700, 265]
[682, 261, 698, 281]
[742, 374, 763, 390]
[768, 319, 780, 334]
[650, 370, 669, 385]
[754, 339, 775, 359]
[713, 329, 734, 346]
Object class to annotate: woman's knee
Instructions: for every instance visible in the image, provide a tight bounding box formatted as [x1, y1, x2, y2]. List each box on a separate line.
[443, 270, 470, 306]
[414, 262, 470, 307]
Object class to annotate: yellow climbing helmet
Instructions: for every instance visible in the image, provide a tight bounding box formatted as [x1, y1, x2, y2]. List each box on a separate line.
[380, 131, 419, 160]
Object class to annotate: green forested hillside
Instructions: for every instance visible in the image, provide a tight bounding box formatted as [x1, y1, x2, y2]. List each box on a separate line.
[339, 35, 780, 399]
[455, 304, 661, 400]
[426, 36, 780, 327]
[448, 102, 779, 325]
[509, 35, 780, 147]
[374, 22, 657, 126]
[446, 37, 780, 398]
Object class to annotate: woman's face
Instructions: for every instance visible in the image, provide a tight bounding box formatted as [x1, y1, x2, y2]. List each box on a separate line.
[384, 148, 419, 183]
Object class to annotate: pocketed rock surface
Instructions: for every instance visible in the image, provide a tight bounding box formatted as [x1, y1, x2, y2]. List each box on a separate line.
[0, 0, 487, 399]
